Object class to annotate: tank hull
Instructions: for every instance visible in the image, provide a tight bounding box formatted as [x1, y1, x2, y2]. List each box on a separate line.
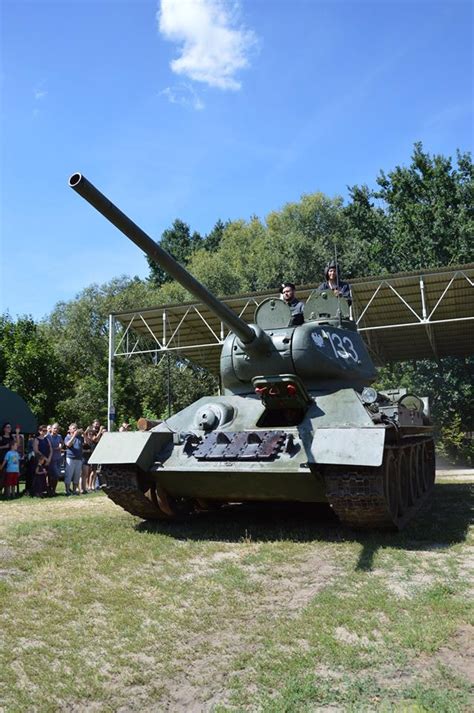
[70, 174, 436, 531]
[91, 390, 435, 530]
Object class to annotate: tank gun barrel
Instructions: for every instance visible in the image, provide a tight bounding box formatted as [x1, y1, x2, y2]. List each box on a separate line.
[69, 173, 256, 345]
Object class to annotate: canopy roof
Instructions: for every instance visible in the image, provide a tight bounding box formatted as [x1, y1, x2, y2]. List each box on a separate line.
[111, 263, 474, 373]
[0, 385, 37, 434]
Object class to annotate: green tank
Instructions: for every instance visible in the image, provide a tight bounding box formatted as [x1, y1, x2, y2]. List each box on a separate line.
[69, 173, 435, 530]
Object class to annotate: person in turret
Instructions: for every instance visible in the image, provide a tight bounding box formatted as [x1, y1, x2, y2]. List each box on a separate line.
[280, 282, 304, 325]
[318, 261, 352, 304]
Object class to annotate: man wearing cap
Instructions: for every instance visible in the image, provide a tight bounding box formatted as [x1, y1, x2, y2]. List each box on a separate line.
[280, 282, 304, 326]
[318, 261, 352, 304]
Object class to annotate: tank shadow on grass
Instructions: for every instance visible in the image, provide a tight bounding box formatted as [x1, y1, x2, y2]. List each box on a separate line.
[135, 481, 472, 571]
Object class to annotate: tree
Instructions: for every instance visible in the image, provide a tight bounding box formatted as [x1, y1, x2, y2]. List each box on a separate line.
[45, 276, 161, 425]
[375, 357, 474, 433]
[132, 357, 217, 421]
[202, 219, 228, 253]
[264, 193, 349, 286]
[346, 143, 474, 274]
[0, 314, 65, 423]
[343, 184, 390, 276]
[147, 219, 202, 288]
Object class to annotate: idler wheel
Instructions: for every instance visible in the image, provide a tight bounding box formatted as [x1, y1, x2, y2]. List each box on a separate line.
[101, 465, 187, 521]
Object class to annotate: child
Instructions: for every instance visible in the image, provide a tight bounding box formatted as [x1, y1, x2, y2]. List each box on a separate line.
[33, 456, 48, 498]
[0, 440, 21, 499]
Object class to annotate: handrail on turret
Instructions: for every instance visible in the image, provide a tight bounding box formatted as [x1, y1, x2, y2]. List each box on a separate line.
[69, 173, 260, 347]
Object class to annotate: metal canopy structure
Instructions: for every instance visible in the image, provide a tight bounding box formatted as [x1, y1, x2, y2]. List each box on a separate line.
[351, 264, 474, 364]
[110, 263, 474, 375]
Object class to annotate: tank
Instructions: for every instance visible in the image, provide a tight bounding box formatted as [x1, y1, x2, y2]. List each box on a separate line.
[69, 173, 435, 530]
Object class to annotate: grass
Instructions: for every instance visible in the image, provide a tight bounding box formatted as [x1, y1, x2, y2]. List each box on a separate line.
[0, 477, 472, 712]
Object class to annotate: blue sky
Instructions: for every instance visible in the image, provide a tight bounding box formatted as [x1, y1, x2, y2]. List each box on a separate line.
[1, 0, 472, 321]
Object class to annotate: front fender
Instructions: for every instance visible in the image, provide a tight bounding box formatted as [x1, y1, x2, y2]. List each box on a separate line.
[88, 431, 172, 471]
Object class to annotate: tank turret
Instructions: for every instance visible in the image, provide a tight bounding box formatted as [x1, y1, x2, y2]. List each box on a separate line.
[69, 173, 435, 531]
[69, 173, 375, 395]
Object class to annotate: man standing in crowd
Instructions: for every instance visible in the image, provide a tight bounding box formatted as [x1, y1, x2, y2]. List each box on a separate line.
[64, 423, 84, 496]
[280, 282, 304, 326]
[47, 423, 63, 496]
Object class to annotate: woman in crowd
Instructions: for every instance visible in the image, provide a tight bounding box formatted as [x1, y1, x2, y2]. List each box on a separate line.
[0, 422, 13, 458]
[0, 423, 13, 495]
[81, 426, 96, 493]
[89, 419, 106, 490]
[34, 425, 52, 468]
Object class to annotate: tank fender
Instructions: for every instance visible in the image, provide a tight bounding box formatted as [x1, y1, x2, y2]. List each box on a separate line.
[88, 431, 172, 470]
[310, 427, 385, 467]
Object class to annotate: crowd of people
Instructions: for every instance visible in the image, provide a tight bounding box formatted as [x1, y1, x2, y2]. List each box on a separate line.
[0, 419, 111, 500]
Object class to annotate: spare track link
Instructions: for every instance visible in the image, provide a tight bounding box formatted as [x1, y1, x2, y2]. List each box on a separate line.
[324, 438, 435, 530]
[101, 465, 172, 520]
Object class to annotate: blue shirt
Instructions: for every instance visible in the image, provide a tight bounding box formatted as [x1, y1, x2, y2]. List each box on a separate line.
[4, 450, 20, 472]
[65, 434, 83, 460]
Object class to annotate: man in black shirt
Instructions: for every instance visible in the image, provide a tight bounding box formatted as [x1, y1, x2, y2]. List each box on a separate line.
[318, 261, 352, 304]
[280, 282, 304, 325]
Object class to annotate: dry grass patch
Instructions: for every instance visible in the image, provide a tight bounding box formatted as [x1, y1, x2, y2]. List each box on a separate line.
[0, 479, 472, 711]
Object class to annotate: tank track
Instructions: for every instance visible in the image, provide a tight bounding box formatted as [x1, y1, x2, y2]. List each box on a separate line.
[101, 438, 435, 530]
[324, 438, 436, 530]
[101, 466, 175, 520]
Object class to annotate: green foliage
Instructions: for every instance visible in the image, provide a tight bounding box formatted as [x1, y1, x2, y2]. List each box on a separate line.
[370, 143, 474, 271]
[44, 276, 162, 425]
[264, 192, 350, 286]
[440, 413, 465, 454]
[54, 373, 107, 428]
[147, 219, 202, 288]
[196, 217, 269, 293]
[440, 413, 474, 466]
[375, 357, 474, 432]
[375, 357, 474, 463]
[134, 358, 218, 420]
[202, 218, 228, 253]
[0, 314, 65, 422]
[343, 184, 390, 275]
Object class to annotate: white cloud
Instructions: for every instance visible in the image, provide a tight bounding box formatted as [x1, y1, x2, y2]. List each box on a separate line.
[160, 83, 205, 110]
[158, 0, 257, 90]
[34, 81, 47, 101]
[32, 83, 47, 117]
